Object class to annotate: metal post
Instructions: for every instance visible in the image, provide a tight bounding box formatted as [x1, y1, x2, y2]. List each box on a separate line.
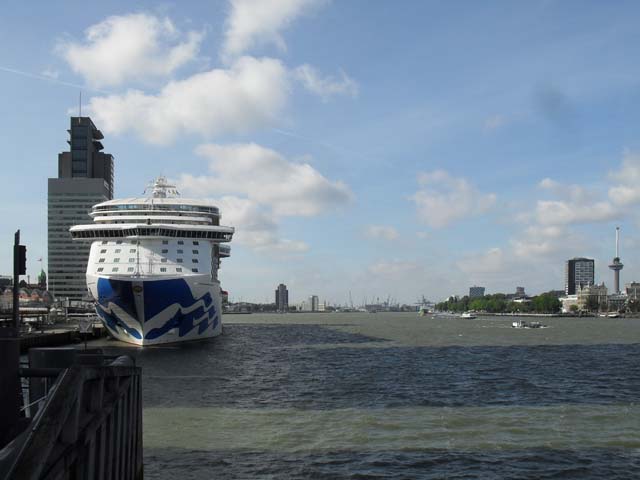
[13, 230, 20, 331]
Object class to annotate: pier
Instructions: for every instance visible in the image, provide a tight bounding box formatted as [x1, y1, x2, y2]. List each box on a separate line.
[0, 332, 143, 480]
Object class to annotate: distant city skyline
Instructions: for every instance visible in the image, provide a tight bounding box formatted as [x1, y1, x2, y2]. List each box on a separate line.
[3, 2, 640, 303]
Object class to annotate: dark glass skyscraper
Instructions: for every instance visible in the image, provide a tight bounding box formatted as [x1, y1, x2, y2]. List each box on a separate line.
[275, 283, 289, 312]
[48, 117, 114, 301]
[565, 257, 595, 295]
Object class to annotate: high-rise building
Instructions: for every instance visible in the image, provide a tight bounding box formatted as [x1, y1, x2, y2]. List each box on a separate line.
[275, 283, 289, 312]
[469, 286, 485, 298]
[565, 257, 594, 295]
[310, 295, 319, 312]
[48, 117, 114, 301]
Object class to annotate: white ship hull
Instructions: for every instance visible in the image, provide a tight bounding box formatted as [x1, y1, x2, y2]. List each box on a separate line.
[88, 273, 223, 346]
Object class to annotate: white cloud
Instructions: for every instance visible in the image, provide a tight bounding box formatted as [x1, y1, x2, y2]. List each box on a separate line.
[538, 177, 559, 190]
[222, 0, 324, 60]
[87, 56, 289, 144]
[411, 170, 496, 228]
[535, 199, 617, 225]
[57, 13, 203, 88]
[294, 64, 358, 101]
[511, 225, 568, 259]
[214, 196, 308, 253]
[177, 143, 353, 253]
[180, 142, 353, 217]
[534, 175, 621, 226]
[364, 225, 399, 241]
[608, 152, 640, 206]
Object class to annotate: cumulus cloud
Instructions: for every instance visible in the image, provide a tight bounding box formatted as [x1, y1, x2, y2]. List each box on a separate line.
[222, 0, 324, 60]
[57, 13, 203, 88]
[534, 178, 617, 226]
[535, 199, 617, 225]
[364, 225, 399, 241]
[294, 64, 358, 101]
[411, 170, 496, 228]
[177, 143, 352, 252]
[180, 142, 353, 216]
[87, 56, 289, 144]
[608, 151, 640, 206]
[511, 225, 568, 259]
[215, 196, 308, 253]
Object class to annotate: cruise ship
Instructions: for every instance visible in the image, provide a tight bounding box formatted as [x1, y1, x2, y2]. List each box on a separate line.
[69, 177, 234, 345]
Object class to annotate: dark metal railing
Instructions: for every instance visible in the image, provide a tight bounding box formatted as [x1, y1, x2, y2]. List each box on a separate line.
[0, 354, 142, 480]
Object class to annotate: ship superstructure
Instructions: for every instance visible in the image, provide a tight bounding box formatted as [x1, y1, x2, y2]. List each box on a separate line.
[70, 177, 234, 345]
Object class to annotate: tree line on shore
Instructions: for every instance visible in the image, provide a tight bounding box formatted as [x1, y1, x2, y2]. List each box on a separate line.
[435, 293, 561, 314]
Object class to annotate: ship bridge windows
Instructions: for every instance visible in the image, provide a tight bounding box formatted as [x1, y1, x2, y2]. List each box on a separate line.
[97, 267, 104, 272]
[71, 227, 232, 241]
[192, 259, 199, 263]
[98, 258, 105, 263]
[193, 241, 199, 245]
[161, 249, 168, 253]
[192, 268, 198, 272]
[176, 267, 182, 272]
[113, 258, 120, 263]
[129, 258, 135, 262]
[112, 267, 119, 272]
[162, 240, 168, 245]
[177, 258, 183, 263]
[115, 248, 121, 253]
[100, 249, 107, 253]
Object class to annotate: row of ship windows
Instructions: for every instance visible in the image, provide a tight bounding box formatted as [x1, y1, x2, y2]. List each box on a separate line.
[100, 240, 201, 246]
[96, 267, 198, 273]
[99, 248, 200, 254]
[98, 258, 200, 263]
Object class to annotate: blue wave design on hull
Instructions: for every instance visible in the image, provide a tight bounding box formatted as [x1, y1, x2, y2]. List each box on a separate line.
[143, 278, 213, 322]
[95, 307, 142, 339]
[96, 277, 219, 341]
[145, 302, 219, 340]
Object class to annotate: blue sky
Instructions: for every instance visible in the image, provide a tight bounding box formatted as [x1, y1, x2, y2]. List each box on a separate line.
[2, 0, 640, 305]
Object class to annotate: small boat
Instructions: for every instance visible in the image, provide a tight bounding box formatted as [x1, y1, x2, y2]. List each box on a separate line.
[461, 312, 476, 319]
[512, 320, 546, 329]
[607, 312, 620, 318]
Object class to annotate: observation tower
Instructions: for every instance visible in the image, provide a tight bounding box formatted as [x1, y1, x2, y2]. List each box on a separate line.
[608, 226, 624, 294]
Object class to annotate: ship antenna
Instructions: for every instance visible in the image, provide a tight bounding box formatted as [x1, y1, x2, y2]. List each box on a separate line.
[79, 91, 82, 117]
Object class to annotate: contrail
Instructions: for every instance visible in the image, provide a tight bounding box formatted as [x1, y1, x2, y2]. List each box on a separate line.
[0, 66, 111, 94]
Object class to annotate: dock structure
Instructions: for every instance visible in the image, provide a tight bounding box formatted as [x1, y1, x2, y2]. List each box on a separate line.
[0, 335, 143, 480]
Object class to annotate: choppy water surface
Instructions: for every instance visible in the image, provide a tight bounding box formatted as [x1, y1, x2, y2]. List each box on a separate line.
[107, 314, 640, 478]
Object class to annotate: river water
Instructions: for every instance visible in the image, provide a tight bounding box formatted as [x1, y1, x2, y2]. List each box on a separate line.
[106, 313, 640, 478]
